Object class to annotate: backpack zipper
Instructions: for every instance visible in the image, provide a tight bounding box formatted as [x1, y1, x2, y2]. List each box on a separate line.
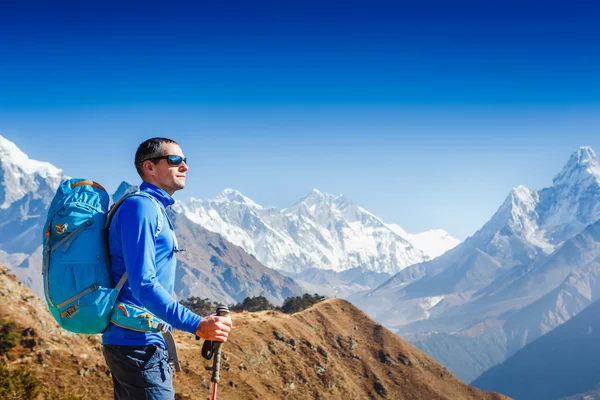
[56, 283, 100, 309]
[50, 219, 94, 252]
[43, 243, 54, 306]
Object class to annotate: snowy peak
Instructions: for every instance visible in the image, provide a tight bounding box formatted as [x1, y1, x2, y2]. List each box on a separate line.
[490, 185, 539, 233]
[286, 189, 346, 219]
[294, 188, 347, 208]
[386, 223, 409, 239]
[289, 189, 388, 230]
[577, 146, 597, 163]
[507, 185, 538, 213]
[308, 188, 324, 197]
[540, 146, 600, 243]
[0, 135, 62, 178]
[214, 188, 262, 209]
[387, 224, 460, 258]
[553, 146, 600, 187]
[461, 147, 600, 269]
[176, 188, 457, 274]
[0, 135, 64, 209]
[112, 181, 139, 202]
[408, 230, 461, 259]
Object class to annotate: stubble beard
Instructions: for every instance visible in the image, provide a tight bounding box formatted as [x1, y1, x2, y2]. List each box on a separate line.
[173, 177, 186, 191]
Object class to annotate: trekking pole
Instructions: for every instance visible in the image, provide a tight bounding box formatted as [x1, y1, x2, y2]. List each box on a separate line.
[210, 305, 230, 400]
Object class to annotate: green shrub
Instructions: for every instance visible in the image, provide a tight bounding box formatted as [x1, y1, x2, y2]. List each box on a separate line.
[0, 356, 85, 400]
[0, 320, 21, 355]
[281, 293, 326, 314]
[0, 359, 40, 399]
[180, 297, 220, 316]
[231, 296, 274, 312]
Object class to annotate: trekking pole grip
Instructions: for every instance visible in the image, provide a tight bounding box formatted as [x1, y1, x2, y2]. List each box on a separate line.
[211, 305, 230, 384]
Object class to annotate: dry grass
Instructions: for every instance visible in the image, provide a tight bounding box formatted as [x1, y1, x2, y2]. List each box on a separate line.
[0, 267, 511, 399]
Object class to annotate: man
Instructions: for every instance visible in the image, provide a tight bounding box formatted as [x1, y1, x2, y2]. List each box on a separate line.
[102, 137, 233, 399]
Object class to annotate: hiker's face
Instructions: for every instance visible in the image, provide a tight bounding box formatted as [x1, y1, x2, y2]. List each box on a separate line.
[143, 142, 188, 195]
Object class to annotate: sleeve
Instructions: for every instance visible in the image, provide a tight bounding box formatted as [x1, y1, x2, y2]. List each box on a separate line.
[117, 197, 202, 335]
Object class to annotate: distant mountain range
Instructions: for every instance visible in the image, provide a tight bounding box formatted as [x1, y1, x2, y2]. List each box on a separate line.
[0, 134, 458, 305]
[0, 135, 302, 304]
[351, 146, 600, 383]
[5, 133, 600, 397]
[173, 188, 459, 274]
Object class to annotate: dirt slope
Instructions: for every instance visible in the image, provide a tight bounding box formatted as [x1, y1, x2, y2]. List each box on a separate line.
[0, 267, 510, 399]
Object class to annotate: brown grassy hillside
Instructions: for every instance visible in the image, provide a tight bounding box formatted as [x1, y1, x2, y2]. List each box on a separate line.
[0, 267, 510, 399]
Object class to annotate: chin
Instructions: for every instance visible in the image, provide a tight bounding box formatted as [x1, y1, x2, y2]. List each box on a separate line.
[174, 181, 186, 190]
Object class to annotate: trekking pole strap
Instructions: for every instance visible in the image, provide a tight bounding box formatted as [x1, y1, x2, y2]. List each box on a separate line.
[201, 339, 214, 360]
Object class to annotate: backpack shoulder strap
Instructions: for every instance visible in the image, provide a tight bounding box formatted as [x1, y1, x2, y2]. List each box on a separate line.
[134, 192, 166, 237]
[107, 191, 165, 238]
[106, 191, 166, 289]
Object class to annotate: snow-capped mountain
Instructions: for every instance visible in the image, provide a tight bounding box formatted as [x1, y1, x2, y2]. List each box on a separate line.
[472, 147, 600, 265]
[539, 146, 600, 243]
[352, 146, 600, 382]
[0, 136, 304, 304]
[0, 136, 66, 291]
[387, 224, 461, 259]
[111, 181, 139, 203]
[169, 209, 304, 305]
[0, 136, 63, 210]
[173, 188, 459, 275]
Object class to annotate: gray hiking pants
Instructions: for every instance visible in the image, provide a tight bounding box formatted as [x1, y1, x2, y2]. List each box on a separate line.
[103, 344, 175, 400]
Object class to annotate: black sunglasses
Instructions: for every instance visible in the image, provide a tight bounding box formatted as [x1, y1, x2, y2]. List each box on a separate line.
[144, 155, 188, 166]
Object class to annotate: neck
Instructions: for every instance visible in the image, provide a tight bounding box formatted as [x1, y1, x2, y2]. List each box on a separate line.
[143, 180, 175, 196]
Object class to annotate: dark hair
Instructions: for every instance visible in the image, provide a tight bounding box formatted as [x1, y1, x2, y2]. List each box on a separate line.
[135, 137, 179, 178]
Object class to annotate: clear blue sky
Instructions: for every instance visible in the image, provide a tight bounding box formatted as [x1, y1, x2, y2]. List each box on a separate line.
[1, 1, 599, 240]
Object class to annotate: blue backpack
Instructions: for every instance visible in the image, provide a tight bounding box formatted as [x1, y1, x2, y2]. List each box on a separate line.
[42, 178, 182, 370]
[43, 178, 117, 333]
[42, 178, 168, 334]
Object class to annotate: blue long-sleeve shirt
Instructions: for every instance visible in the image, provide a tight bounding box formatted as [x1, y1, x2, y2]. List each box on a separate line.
[102, 182, 201, 347]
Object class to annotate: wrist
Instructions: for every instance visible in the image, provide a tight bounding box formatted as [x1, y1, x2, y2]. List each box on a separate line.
[195, 318, 203, 339]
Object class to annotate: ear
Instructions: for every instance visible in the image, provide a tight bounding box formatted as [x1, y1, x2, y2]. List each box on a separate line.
[142, 160, 156, 177]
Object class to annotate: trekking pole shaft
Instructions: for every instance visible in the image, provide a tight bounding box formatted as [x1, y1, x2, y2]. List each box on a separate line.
[211, 342, 224, 383]
[211, 382, 218, 400]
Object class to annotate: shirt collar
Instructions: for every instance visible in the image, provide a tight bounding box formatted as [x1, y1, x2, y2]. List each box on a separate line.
[140, 182, 175, 208]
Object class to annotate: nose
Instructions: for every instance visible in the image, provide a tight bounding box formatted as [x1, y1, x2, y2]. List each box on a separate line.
[179, 161, 189, 172]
